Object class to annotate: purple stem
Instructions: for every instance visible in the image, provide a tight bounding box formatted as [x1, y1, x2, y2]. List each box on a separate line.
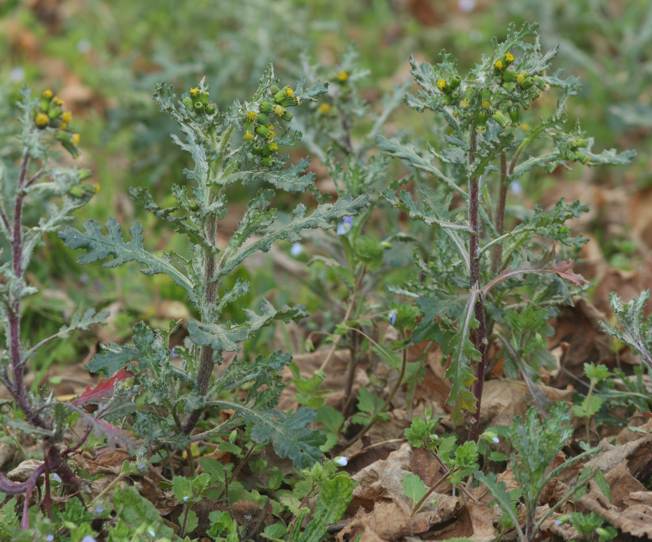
[1, 150, 81, 527]
[467, 128, 489, 441]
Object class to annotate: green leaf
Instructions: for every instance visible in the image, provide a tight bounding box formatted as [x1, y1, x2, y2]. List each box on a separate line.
[172, 476, 193, 503]
[475, 472, 524, 540]
[214, 401, 324, 468]
[60, 219, 194, 298]
[111, 487, 174, 540]
[188, 300, 304, 353]
[402, 473, 428, 505]
[216, 196, 368, 281]
[87, 344, 138, 375]
[294, 473, 354, 542]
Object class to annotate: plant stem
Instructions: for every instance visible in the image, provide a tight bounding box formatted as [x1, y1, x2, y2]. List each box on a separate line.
[183, 218, 218, 434]
[2, 150, 82, 515]
[410, 468, 454, 515]
[491, 152, 508, 274]
[468, 127, 489, 441]
[339, 332, 407, 451]
[180, 502, 190, 537]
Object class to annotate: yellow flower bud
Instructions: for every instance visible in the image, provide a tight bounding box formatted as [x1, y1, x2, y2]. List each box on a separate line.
[246, 110, 257, 121]
[243, 130, 254, 141]
[71, 133, 80, 146]
[273, 105, 285, 117]
[284, 86, 295, 98]
[494, 59, 505, 71]
[62, 111, 73, 123]
[459, 98, 470, 109]
[53, 97, 64, 106]
[268, 142, 279, 152]
[516, 72, 527, 85]
[336, 70, 349, 82]
[35, 112, 49, 128]
[189, 87, 200, 97]
[42, 89, 53, 99]
[318, 103, 332, 114]
[481, 99, 491, 109]
[436, 79, 447, 91]
[504, 51, 515, 64]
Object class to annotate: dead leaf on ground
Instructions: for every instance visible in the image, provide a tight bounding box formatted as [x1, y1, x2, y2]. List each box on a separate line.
[343, 443, 461, 541]
[479, 379, 573, 427]
[578, 434, 652, 538]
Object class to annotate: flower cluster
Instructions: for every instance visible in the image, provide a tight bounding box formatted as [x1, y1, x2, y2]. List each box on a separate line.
[182, 86, 217, 116]
[242, 83, 298, 167]
[34, 89, 80, 156]
[434, 48, 543, 132]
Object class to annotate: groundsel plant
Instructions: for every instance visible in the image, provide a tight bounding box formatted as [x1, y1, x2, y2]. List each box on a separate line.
[60, 68, 367, 466]
[381, 24, 634, 436]
[0, 88, 103, 527]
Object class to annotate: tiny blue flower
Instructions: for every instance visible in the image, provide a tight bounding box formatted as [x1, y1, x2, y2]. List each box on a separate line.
[50, 473, 62, 483]
[388, 309, 398, 326]
[94, 504, 104, 514]
[337, 216, 353, 236]
[334, 456, 348, 467]
[77, 40, 91, 54]
[169, 346, 179, 358]
[458, 0, 476, 12]
[183, 495, 190, 503]
[290, 242, 303, 257]
[46, 535, 54, 542]
[9, 67, 25, 82]
[492, 436, 500, 444]
[81, 536, 97, 542]
[510, 181, 523, 195]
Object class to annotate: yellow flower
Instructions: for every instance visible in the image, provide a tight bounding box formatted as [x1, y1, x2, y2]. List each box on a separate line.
[520, 122, 530, 131]
[516, 72, 527, 85]
[336, 70, 349, 82]
[494, 59, 505, 71]
[459, 98, 470, 109]
[504, 51, 515, 64]
[269, 142, 279, 152]
[246, 110, 257, 121]
[94, 183, 101, 193]
[62, 111, 73, 123]
[273, 105, 285, 117]
[42, 89, 53, 99]
[243, 130, 254, 141]
[35, 112, 49, 128]
[436, 79, 447, 91]
[53, 97, 64, 106]
[481, 99, 491, 109]
[318, 103, 332, 114]
[189, 87, 200, 97]
[284, 86, 295, 98]
[71, 133, 80, 145]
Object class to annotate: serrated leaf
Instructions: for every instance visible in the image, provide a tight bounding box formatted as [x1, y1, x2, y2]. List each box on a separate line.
[294, 473, 354, 542]
[188, 300, 304, 352]
[216, 195, 368, 281]
[402, 473, 428, 505]
[60, 219, 194, 298]
[215, 401, 324, 468]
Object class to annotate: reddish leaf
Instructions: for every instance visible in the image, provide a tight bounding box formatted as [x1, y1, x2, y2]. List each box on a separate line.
[72, 368, 131, 406]
[552, 261, 588, 286]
